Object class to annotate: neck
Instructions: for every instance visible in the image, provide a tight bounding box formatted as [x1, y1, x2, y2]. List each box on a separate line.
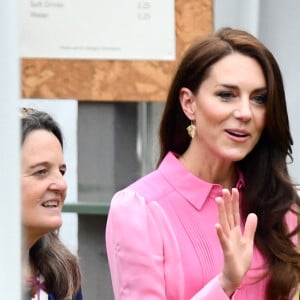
[180, 148, 237, 189]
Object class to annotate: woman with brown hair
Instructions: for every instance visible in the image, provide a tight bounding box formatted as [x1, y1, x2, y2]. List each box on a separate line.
[21, 108, 83, 299]
[106, 28, 300, 299]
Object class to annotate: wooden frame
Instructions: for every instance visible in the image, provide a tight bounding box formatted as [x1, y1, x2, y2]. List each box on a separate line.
[21, 0, 212, 101]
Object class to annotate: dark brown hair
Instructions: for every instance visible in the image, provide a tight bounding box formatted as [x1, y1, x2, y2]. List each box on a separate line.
[159, 28, 300, 299]
[21, 108, 81, 299]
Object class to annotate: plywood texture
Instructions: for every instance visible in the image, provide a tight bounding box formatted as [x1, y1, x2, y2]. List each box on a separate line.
[21, 0, 213, 101]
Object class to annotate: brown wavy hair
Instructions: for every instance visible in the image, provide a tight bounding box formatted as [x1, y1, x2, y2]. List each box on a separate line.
[159, 28, 300, 299]
[21, 108, 81, 299]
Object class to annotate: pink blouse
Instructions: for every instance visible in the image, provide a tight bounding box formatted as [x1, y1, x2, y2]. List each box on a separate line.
[106, 152, 298, 299]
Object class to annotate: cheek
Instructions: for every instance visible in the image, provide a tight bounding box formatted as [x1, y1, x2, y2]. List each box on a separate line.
[22, 183, 32, 206]
[21, 188, 35, 220]
[196, 101, 224, 124]
[21, 181, 42, 212]
[255, 111, 267, 133]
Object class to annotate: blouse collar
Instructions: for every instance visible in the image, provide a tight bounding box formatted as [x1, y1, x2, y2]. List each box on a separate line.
[158, 152, 245, 210]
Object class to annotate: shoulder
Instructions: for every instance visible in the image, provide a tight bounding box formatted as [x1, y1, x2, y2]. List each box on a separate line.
[108, 187, 165, 226]
[117, 152, 181, 203]
[107, 185, 175, 247]
[126, 169, 173, 204]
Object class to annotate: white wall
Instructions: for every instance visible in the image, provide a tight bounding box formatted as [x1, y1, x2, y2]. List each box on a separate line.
[258, 0, 300, 183]
[214, 0, 260, 36]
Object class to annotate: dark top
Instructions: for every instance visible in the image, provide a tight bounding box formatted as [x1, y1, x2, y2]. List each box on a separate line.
[48, 287, 83, 300]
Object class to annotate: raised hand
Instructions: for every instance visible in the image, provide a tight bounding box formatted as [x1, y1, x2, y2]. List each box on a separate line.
[215, 188, 258, 297]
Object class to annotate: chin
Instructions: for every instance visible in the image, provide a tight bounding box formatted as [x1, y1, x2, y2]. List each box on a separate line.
[225, 149, 251, 162]
[47, 219, 63, 231]
[231, 156, 246, 162]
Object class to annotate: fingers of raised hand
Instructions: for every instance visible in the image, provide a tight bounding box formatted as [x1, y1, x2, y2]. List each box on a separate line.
[223, 189, 235, 229]
[231, 188, 240, 227]
[215, 188, 241, 235]
[215, 189, 257, 292]
[215, 194, 230, 237]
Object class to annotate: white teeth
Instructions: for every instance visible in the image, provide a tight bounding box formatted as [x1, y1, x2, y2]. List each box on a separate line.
[229, 131, 246, 137]
[42, 200, 58, 207]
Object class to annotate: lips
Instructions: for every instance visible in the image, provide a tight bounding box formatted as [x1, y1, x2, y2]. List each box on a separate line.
[225, 130, 249, 137]
[42, 200, 59, 208]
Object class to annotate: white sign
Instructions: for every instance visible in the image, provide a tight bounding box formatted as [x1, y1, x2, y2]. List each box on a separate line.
[21, 0, 175, 60]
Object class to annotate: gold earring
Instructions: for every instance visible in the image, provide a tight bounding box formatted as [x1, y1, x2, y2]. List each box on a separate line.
[186, 122, 195, 138]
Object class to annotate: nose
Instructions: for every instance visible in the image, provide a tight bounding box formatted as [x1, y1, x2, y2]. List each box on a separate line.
[233, 98, 252, 122]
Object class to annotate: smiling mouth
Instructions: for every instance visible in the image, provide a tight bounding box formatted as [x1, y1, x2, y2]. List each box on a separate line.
[226, 130, 249, 137]
[42, 200, 59, 208]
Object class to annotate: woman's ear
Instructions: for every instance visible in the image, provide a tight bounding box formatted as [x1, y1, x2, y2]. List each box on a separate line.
[179, 87, 195, 121]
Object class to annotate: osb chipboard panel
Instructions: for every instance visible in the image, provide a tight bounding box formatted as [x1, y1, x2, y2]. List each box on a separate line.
[21, 0, 212, 101]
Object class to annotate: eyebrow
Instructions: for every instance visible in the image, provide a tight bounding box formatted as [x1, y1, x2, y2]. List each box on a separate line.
[27, 161, 67, 170]
[216, 84, 267, 93]
[253, 87, 268, 93]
